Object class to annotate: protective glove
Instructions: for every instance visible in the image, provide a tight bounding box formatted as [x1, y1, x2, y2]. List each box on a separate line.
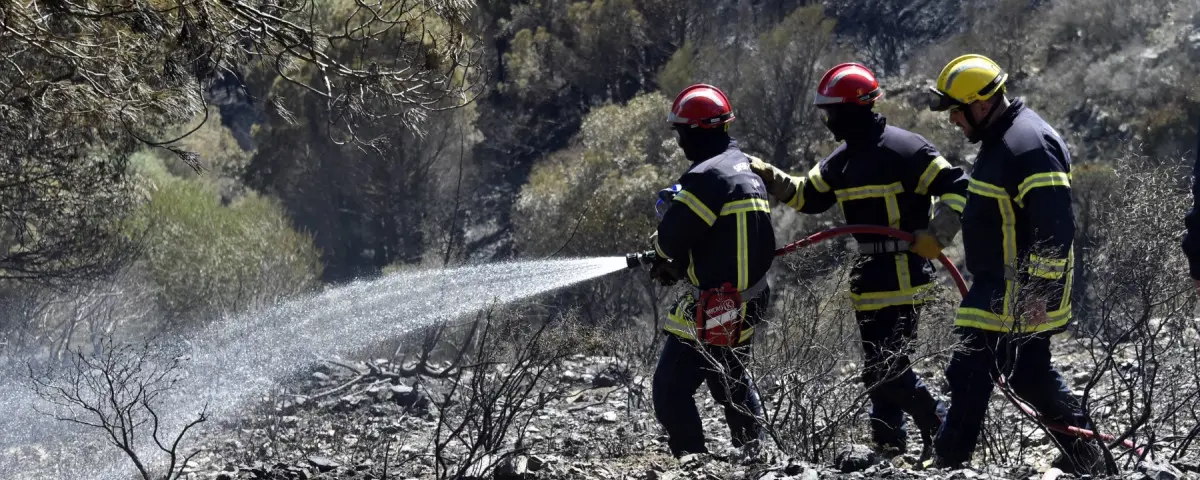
[747, 155, 800, 203]
[649, 257, 683, 286]
[927, 200, 962, 246]
[647, 231, 683, 286]
[911, 200, 962, 259]
[910, 229, 944, 260]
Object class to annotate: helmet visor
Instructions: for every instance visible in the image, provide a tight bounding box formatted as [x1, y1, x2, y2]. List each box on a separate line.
[927, 87, 963, 112]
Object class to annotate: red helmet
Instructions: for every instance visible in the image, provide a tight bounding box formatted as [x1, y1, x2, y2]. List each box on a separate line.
[813, 63, 883, 106]
[667, 84, 735, 129]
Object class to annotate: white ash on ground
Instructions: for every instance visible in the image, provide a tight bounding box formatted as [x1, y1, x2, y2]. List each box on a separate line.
[184, 348, 1200, 480]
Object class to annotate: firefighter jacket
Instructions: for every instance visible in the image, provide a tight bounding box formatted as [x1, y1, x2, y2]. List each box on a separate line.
[957, 99, 1075, 333]
[655, 139, 776, 344]
[1182, 120, 1200, 279]
[778, 115, 969, 312]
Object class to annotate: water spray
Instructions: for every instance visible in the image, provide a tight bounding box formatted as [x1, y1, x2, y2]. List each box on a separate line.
[0, 256, 636, 480]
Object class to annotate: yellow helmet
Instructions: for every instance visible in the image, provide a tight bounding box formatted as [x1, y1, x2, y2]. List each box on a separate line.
[928, 54, 1009, 112]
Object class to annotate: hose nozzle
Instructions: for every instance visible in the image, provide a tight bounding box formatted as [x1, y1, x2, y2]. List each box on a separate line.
[625, 250, 658, 269]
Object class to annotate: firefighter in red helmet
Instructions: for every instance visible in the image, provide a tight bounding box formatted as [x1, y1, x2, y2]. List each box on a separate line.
[749, 63, 969, 460]
[648, 84, 776, 462]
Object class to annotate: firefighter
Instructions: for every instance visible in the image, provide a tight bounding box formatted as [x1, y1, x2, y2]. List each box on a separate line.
[749, 62, 966, 460]
[648, 83, 776, 461]
[923, 54, 1103, 474]
[1181, 124, 1200, 296]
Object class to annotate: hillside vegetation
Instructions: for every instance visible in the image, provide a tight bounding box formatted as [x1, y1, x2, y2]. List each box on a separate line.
[2, 0, 1200, 479]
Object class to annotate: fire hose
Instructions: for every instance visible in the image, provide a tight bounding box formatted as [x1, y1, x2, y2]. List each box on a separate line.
[627, 224, 1143, 459]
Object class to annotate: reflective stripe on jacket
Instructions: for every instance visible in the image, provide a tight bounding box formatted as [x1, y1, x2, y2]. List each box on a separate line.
[778, 116, 969, 311]
[655, 140, 776, 343]
[957, 99, 1074, 333]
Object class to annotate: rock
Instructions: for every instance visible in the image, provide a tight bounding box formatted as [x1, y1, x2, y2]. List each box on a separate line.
[1010, 465, 1038, 478]
[180, 460, 201, 474]
[833, 444, 878, 474]
[566, 432, 587, 445]
[1176, 460, 1200, 473]
[527, 455, 550, 472]
[367, 385, 393, 402]
[1138, 459, 1185, 480]
[391, 384, 430, 410]
[679, 453, 705, 468]
[368, 403, 404, 417]
[592, 373, 620, 388]
[390, 384, 414, 396]
[278, 397, 309, 415]
[248, 465, 269, 478]
[593, 363, 633, 388]
[458, 455, 498, 480]
[285, 465, 310, 480]
[799, 468, 820, 480]
[1040, 467, 1065, 480]
[494, 455, 528, 480]
[600, 411, 619, 423]
[783, 458, 804, 476]
[307, 456, 339, 473]
[335, 395, 366, 412]
[312, 372, 330, 382]
[649, 469, 679, 480]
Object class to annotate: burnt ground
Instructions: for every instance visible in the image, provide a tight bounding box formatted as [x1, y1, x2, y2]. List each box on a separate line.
[175, 333, 1200, 480]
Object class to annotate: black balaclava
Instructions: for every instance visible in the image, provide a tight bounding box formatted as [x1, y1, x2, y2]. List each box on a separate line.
[963, 97, 1005, 144]
[676, 126, 732, 163]
[822, 104, 882, 143]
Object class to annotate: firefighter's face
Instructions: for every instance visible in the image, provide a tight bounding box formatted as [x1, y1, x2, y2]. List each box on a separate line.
[947, 101, 983, 139]
[819, 106, 837, 128]
[672, 124, 689, 148]
[948, 106, 972, 138]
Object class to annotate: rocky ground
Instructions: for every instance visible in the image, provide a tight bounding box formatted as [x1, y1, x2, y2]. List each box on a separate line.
[172, 332, 1200, 480]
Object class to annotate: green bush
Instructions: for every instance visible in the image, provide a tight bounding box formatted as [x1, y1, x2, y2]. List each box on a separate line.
[513, 91, 681, 257]
[129, 172, 322, 325]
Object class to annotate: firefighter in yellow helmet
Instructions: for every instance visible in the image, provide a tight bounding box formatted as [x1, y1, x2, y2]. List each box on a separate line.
[923, 54, 1105, 475]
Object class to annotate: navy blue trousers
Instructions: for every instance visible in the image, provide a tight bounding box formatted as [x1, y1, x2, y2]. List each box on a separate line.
[652, 333, 765, 457]
[856, 304, 946, 450]
[934, 327, 1091, 464]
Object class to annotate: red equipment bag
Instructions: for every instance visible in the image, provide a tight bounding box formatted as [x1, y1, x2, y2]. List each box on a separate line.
[694, 282, 744, 346]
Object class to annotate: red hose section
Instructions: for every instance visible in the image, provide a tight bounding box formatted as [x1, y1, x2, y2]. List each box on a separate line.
[775, 225, 969, 296]
[776, 224, 1143, 458]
